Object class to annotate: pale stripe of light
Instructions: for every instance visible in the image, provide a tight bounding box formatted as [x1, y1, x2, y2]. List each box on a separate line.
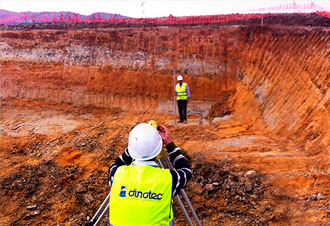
[0, 0, 324, 18]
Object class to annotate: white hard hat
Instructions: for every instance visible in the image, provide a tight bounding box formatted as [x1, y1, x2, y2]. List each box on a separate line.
[177, 75, 183, 81]
[128, 123, 163, 160]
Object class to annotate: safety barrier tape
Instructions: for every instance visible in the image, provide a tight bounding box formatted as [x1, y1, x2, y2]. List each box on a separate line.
[0, 2, 329, 24]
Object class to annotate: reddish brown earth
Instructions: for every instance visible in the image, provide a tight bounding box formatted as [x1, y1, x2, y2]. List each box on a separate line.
[0, 18, 330, 225]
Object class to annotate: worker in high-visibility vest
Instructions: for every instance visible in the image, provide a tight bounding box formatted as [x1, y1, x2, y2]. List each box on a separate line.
[108, 123, 192, 226]
[175, 75, 190, 124]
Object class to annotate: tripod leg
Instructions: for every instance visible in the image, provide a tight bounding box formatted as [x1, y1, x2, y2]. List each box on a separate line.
[86, 192, 110, 226]
[158, 159, 194, 226]
[94, 204, 109, 226]
[164, 154, 202, 226]
[180, 189, 202, 226]
[175, 194, 194, 226]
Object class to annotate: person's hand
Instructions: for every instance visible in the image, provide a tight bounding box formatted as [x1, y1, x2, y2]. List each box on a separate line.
[158, 125, 173, 145]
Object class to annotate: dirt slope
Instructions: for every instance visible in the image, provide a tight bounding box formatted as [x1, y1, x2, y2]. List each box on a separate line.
[0, 19, 330, 225]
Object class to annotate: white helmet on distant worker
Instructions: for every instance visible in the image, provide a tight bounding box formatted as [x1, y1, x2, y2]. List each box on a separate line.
[128, 123, 163, 160]
[177, 75, 183, 81]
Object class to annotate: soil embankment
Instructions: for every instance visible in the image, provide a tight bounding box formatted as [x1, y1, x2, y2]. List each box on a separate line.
[0, 18, 330, 225]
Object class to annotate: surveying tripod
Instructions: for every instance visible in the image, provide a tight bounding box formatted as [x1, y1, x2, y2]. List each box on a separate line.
[85, 153, 202, 226]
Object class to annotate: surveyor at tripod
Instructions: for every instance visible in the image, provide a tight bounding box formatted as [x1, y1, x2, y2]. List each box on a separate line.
[108, 123, 192, 226]
[175, 75, 190, 124]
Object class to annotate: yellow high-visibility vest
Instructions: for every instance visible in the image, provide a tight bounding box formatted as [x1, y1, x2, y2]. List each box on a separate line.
[110, 165, 173, 226]
[176, 82, 188, 100]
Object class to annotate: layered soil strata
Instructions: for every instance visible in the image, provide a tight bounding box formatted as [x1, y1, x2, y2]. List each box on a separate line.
[0, 19, 330, 225]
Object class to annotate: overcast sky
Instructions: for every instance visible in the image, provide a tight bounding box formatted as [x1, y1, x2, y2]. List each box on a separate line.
[0, 0, 329, 18]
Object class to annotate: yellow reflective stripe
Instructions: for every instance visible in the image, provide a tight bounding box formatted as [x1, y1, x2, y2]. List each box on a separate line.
[110, 165, 173, 226]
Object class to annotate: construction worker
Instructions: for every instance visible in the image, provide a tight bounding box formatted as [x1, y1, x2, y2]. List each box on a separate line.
[108, 123, 192, 226]
[175, 75, 190, 124]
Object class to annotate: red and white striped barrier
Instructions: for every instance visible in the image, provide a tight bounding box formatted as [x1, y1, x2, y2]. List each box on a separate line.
[0, 2, 329, 25]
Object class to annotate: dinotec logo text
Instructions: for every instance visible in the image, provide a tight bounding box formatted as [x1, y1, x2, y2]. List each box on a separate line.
[119, 186, 163, 200]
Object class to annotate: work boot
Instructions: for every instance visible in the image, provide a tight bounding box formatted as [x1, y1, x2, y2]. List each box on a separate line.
[177, 120, 183, 123]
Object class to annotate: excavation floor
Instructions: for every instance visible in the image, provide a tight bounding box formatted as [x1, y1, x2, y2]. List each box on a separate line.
[0, 102, 329, 226]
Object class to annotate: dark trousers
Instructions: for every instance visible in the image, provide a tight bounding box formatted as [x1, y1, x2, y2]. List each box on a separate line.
[177, 100, 187, 122]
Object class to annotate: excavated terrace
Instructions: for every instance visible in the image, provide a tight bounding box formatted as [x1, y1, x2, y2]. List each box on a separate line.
[0, 21, 329, 225]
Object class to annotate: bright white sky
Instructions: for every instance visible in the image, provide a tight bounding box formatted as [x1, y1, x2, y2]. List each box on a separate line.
[0, 0, 329, 18]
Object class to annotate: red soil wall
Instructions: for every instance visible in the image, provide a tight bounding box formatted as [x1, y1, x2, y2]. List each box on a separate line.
[1, 26, 329, 150]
